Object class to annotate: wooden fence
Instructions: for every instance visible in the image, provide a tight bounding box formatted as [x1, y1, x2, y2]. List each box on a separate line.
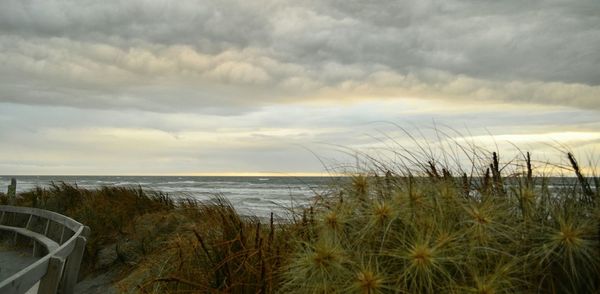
[0, 205, 89, 294]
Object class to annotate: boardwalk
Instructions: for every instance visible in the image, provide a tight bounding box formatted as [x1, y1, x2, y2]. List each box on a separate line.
[0, 246, 40, 294]
[1, 247, 116, 294]
[0, 248, 38, 281]
[0, 205, 89, 294]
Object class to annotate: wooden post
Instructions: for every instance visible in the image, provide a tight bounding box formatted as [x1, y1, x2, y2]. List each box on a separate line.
[7, 178, 17, 205]
[38, 256, 66, 294]
[33, 241, 43, 257]
[60, 226, 90, 294]
[25, 215, 36, 255]
[44, 218, 51, 235]
[59, 226, 66, 244]
[25, 214, 33, 229]
[34, 219, 52, 257]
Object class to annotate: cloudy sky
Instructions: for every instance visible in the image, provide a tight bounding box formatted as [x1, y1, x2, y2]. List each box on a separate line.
[0, 0, 599, 175]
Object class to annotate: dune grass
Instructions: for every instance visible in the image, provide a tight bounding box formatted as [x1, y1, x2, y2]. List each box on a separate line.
[2, 183, 295, 293]
[2, 148, 598, 293]
[281, 150, 599, 294]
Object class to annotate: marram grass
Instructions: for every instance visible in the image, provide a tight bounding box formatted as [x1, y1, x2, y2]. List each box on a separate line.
[2, 150, 598, 293]
[281, 151, 599, 294]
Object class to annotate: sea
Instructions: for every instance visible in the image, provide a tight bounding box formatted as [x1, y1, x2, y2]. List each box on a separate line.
[0, 176, 340, 218]
[0, 176, 591, 218]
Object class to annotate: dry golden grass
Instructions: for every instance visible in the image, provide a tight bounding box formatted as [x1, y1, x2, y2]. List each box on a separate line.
[7, 148, 599, 293]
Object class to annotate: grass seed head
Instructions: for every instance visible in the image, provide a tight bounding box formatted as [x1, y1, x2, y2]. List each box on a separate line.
[355, 269, 384, 294]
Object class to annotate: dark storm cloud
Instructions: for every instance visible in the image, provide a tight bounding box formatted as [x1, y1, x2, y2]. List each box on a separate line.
[0, 0, 599, 112]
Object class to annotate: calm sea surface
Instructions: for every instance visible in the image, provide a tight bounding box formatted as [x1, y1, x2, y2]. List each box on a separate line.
[0, 176, 342, 218]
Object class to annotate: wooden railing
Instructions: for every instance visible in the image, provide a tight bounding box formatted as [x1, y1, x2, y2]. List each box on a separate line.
[0, 205, 89, 294]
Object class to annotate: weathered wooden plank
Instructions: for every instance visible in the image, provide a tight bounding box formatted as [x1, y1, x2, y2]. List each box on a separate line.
[25, 215, 33, 229]
[0, 225, 60, 253]
[37, 256, 65, 294]
[7, 178, 16, 205]
[0, 206, 82, 232]
[59, 233, 89, 294]
[0, 257, 50, 294]
[43, 219, 50, 235]
[59, 226, 66, 244]
[0, 206, 88, 294]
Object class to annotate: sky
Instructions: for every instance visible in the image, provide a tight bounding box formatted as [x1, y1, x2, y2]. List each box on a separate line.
[0, 0, 599, 176]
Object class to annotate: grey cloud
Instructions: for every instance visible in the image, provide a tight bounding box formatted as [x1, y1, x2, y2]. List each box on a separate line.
[0, 0, 271, 52]
[0, 0, 599, 112]
[305, 0, 600, 85]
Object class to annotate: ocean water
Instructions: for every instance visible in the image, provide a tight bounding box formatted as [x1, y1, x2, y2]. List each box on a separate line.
[0, 176, 340, 218]
[0, 176, 589, 218]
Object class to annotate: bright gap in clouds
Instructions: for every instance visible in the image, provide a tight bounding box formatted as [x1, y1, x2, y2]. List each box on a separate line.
[0, 98, 598, 175]
[464, 132, 600, 144]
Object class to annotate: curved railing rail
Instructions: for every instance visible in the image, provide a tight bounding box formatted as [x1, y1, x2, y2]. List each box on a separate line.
[0, 205, 89, 294]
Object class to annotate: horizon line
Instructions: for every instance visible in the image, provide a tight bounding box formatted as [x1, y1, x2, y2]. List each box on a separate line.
[0, 172, 342, 177]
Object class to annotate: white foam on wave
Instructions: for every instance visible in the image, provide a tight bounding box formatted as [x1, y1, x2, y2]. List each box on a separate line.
[5, 176, 331, 218]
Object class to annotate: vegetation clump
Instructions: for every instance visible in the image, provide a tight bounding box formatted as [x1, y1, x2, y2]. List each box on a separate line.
[3, 144, 599, 293]
[4, 184, 294, 293]
[281, 150, 599, 293]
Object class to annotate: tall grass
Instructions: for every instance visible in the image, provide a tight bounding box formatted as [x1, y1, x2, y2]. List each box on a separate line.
[117, 197, 297, 293]
[4, 143, 599, 293]
[13, 183, 175, 273]
[8, 184, 294, 293]
[281, 149, 600, 293]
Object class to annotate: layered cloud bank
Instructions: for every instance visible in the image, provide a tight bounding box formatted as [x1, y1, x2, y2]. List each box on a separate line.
[0, 0, 599, 174]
